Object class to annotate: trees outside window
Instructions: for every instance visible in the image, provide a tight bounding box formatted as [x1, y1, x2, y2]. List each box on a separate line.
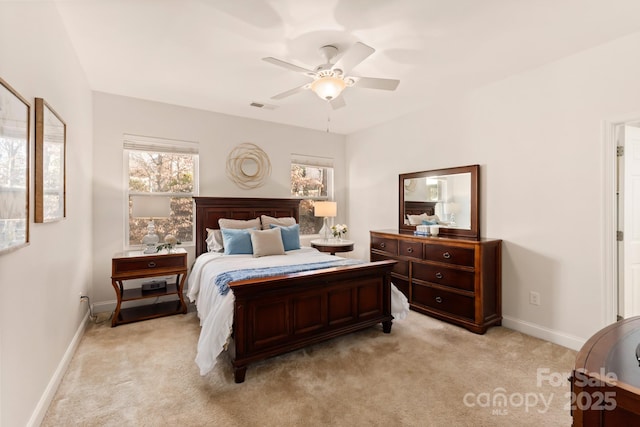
[291, 162, 333, 235]
[125, 135, 198, 248]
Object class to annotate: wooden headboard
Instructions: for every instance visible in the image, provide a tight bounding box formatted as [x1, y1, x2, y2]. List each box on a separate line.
[193, 197, 301, 257]
[404, 201, 436, 217]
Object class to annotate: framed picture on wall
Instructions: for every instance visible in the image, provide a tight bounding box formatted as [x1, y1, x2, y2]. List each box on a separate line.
[35, 97, 66, 223]
[0, 77, 30, 254]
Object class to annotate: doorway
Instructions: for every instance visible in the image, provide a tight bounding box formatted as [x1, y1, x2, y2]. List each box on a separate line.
[616, 122, 640, 319]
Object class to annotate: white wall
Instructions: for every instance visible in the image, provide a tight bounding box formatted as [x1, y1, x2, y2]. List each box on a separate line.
[92, 92, 346, 306]
[0, 2, 93, 426]
[347, 31, 640, 348]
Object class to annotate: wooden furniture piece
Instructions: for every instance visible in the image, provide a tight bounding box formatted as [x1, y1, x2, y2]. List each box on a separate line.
[571, 316, 640, 426]
[111, 249, 188, 327]
[370, 230, 501, 334]
[310, 238, 354, 255]
[194, 197, 396, 383]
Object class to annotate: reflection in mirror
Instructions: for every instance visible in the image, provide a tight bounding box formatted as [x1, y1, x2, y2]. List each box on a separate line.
[0, 78, 30, 254]
[400, 165, 479, 239]
[404, 173, 471, 229]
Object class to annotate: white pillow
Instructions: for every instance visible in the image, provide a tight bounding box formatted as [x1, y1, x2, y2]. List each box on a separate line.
[218, 217, 261, 230]
[407, 213, 440, 225]
[250, 227, 285, 257]
[260, 215, 296, 230]
[205, 228, 223, 252]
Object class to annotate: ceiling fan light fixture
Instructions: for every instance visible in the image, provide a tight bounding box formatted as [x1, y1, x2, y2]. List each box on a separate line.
[311, 76, 346, 101]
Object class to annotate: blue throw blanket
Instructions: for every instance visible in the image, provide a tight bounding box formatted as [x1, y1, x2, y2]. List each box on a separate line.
[214, 259, 363, 296]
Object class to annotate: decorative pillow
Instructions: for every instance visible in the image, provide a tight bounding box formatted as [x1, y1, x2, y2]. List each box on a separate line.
[407, 213, 440, 225]
[260, 215, 296, 230]
[250, 227, 285, 257]
[221, 228, 255, 255]
[218, 217, 261, 230]
[421, 220, 437, 226]
[270, 223, 301, 251]
[205, 228, 224, 252]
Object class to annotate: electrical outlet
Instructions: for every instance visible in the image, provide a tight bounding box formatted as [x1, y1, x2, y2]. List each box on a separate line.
[529, 291, 541, 306]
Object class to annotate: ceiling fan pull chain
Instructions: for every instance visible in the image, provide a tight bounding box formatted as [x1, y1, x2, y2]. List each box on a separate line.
[326, 103, 331, 133]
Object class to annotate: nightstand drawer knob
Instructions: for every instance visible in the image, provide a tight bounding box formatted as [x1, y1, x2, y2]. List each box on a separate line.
[442, 252, 451, 259]
[435, 296, 443, 303]
[380, 242, 386, 248]
[148, 261, 157, 268]
[435, 272, 443, 279]
[407, 247, 413, 253]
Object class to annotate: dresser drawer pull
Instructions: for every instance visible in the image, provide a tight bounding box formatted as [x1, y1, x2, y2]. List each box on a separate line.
[148, 261, 157, 268]
[435, 272, 444, 279]
[442, 252, 451, 259]
[380, 242, 386, 248]
[435, 296, 443, 303]
[406, 247, 413, 253]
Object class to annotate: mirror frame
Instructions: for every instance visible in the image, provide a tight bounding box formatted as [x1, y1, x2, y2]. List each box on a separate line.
[399, 164, 479, 239]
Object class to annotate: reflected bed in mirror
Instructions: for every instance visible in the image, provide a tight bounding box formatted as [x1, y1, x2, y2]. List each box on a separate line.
[399, 165, 479, 239]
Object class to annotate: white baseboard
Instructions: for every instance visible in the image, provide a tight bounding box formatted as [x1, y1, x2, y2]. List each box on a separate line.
[502, 315, 585, 351]
[27, 311, 89, 427]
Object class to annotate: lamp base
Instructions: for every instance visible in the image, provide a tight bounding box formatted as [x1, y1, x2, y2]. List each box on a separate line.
[143, 244, 158, 254]
[318, 217, 330, 241]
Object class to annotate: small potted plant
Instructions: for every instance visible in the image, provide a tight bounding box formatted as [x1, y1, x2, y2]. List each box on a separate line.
[157, 234, 181, 253]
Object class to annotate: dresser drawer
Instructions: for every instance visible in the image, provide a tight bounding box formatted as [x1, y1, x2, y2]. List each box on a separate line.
[371, 252, 408, 277]
[112, 253, 187, 276]
[424, 244, 474, 267]
[399, 240, 422, 259]
[412, 284, 475, 320]
[412, 263, 475, 292]
[391, 276, 410, 300]
[371, 236, 398, 256]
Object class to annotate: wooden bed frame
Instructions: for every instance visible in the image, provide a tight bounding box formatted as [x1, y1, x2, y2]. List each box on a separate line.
[193, 197, 396, 383]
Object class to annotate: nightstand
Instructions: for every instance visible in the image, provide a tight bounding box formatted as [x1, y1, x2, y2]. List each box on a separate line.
[310, 239, 354, 255]
[110, 249, 188, 327]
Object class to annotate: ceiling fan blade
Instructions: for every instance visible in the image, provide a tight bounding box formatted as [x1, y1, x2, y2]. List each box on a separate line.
[330, 96, 346, 110]
[270, 84, 310, 100]
[352, 76, 400, 91]
[332, 42, 375, 74]
[262, 57, 315, 75]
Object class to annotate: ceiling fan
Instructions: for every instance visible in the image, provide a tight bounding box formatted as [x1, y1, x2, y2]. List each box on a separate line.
[262, 42, 400, 109]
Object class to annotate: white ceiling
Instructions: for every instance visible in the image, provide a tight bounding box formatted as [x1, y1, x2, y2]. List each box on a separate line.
[54, 0, 640, 135]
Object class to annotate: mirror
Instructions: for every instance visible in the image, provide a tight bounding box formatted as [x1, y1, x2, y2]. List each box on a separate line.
[399, 165, 479, 239]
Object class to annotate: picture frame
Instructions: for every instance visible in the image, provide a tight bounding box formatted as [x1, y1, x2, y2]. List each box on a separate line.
[35, 98, 66, 223]
[0, 77, 30, 253]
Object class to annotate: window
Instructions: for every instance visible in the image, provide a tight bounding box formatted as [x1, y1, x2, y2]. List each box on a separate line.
[124, 134, 198, 248]
[290, 154, 334, 235]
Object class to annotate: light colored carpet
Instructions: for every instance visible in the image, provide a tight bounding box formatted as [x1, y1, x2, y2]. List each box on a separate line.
[42, 310, 576, 426]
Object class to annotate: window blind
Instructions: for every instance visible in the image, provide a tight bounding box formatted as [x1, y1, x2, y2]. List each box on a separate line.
[123, 134, 199, 154]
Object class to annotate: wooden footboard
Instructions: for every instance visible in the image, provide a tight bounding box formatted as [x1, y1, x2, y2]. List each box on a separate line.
[228, 260, 396, 383]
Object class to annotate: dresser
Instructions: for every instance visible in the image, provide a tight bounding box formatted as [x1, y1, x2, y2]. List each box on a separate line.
[370, 230, 501, 334]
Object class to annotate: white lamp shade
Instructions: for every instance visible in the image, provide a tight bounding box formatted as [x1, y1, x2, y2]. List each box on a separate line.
[311, 76, 346, 101]
[131, 196, 171, 218]
[314, 201, 337, 217]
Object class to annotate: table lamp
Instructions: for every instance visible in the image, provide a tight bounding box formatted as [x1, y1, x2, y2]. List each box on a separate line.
[314, 201, 337, 241]
[132, 196, 171, 253]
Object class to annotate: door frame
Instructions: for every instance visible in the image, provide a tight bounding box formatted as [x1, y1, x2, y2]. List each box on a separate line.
[603, 111, 640, 324]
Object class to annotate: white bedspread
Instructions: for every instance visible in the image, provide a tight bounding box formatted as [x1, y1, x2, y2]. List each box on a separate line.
[187, 247, 409, 375]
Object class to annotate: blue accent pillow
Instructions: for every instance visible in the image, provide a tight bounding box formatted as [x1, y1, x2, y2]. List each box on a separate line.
[422, 220, 437, 225]
[221, 228, 254, 255]
[270, 224, 301, 251]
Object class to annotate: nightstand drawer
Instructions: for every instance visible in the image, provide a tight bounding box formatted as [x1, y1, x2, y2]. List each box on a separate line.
[112, 253, 186, 275]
